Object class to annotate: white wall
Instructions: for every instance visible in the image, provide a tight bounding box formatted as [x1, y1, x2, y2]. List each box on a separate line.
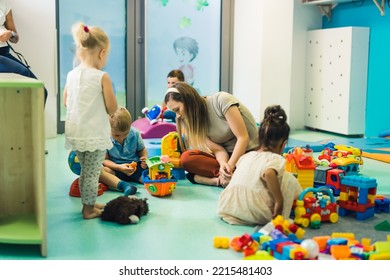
[291, 1, 323, 130]
[12, 0, 57, 138]
[233, 0, 322, 129]
[232, 0, 263, 124]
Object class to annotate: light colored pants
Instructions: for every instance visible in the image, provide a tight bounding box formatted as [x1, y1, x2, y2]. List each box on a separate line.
[75, 150, 106, 205]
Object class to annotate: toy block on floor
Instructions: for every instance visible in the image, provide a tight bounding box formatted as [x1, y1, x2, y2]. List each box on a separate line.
[338, 175, 378, 220]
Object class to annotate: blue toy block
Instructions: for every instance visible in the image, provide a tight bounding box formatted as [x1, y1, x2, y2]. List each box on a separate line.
[339, 206, 375, 220]
[272, 251, 290, 260]
[327, 238, 348, 246]
[357, 187, 369, 204]
[375, 198, 390, 213]
[356, 207, 375, 220]
[338, 207, 352, 217]
[251, 232, 263, 242]
[341, 175, 377, 189]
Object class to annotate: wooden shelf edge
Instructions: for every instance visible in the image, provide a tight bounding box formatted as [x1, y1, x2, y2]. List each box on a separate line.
[0, 214, 42, 245]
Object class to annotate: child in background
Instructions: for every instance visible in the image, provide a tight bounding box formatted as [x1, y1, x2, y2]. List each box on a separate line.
[99, 106, 148, 195]
[63, 22, 117, 219]
[217, 105, 302, 226]
[161, 69, 185, 122]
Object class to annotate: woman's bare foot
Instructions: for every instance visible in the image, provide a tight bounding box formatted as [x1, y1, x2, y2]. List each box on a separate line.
[82, 204, 102, 219]
[193, 175, 221, 187]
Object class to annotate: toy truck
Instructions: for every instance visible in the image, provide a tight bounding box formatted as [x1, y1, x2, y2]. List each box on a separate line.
[314, 166, 346, 196]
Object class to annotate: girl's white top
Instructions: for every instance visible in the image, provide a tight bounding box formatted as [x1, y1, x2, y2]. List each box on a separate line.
[64, 66, 113, 152]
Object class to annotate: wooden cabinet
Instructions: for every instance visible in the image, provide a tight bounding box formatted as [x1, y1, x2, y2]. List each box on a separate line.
[0, 73, 46, 256]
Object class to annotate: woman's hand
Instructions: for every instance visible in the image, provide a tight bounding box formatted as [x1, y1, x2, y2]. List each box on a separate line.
[218, 162, 233, 187]
[219, 161, 232, 179]
[218, 174, 230, 188]
[0, 30, 12, 42]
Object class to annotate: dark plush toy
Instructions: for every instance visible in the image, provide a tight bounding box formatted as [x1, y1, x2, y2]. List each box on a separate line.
[101, 196, 149, 225]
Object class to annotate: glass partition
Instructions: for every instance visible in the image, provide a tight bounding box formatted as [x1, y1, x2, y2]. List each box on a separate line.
[145, 0, 222, 107]
[57, 0, 126, 131]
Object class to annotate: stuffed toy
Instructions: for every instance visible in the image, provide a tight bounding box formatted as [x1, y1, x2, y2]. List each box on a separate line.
[101, 196, 149, 225]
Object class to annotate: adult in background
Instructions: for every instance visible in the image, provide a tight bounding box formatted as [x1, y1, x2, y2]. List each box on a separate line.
[164, 82, 259, 187]
[0, 0, 47, 105]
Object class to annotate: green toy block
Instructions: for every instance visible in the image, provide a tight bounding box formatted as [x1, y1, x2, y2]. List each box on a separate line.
[374, 220, 390, 231]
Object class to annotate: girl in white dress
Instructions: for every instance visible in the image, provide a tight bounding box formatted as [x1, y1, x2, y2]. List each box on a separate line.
[63, 22, 117, 219]
[217, 105, 302, 226]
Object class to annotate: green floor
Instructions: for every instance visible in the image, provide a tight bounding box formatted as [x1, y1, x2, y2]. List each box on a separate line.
[0, 129, 389, 260]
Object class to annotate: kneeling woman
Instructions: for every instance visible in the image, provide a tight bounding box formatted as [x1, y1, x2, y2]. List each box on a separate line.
[164, 82, 259, 187]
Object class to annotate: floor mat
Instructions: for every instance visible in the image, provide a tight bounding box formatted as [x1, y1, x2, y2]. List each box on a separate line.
[284, 138, 325, 153]
[362, 148, 390, 164]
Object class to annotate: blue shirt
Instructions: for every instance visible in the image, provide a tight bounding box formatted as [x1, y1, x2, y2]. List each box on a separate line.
[107, 127, 145, 164]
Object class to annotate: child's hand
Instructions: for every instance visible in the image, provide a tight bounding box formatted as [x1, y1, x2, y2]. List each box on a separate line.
[120, 163, 136, 176]
[139, 157, 147, 169]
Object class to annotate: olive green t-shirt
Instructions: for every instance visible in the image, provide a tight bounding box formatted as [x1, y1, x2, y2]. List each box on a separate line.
[206, 92, 259, 153]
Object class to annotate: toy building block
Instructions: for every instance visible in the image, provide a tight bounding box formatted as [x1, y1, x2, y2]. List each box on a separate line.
[272, 215, 305, 240]
[338, 175, 378, 220]
[312, 236, 330, 251]
[375, 195, 390, 213]
[327, 237, 349, 247]
[331, 232, 356, 240]
[374, 220, 390, 231]
[213, 237, 230, 249]
[230, 233, 259, 256]
[229, 236, 242, 252]
[369, 241, 390, 260]
[330, 245, 351, 260]
[243, 250, 275, 260]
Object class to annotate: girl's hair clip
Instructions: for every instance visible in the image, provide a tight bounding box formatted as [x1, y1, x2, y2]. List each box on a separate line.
[83, 25, 89, 33]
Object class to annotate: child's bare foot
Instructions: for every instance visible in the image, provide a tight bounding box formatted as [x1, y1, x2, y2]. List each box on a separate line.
[94, 203, 106, 209]
[82, 204, 102, 219]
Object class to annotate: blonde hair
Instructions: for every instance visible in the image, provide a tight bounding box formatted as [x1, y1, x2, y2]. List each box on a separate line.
[72, 22, 110, 63]
[110, 107, 132, 132]
[164, 82, 209, 151]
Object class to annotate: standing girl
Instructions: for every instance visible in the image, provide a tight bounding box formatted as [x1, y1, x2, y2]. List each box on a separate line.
[217, 105, 302, 225]
[63, 22, 117, 219]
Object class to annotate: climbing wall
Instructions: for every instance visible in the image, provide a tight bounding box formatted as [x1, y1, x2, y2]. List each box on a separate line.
[304, 27, 370, 136]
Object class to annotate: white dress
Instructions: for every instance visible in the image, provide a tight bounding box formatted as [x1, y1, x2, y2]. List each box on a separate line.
[217, 151, 302, 226]
[64, 66, 113, 152]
